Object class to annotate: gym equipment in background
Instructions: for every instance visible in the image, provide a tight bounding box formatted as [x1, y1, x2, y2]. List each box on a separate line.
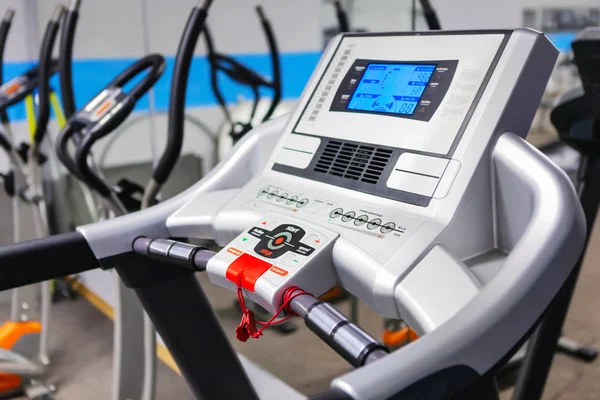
[205, 5, 287, 160]
[56, 52, 165, 400]
[56, 1, 212, 399]
[0, 6, 64, 399]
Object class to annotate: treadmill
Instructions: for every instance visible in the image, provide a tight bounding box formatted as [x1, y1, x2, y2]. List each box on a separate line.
[0, 28, 586, 399]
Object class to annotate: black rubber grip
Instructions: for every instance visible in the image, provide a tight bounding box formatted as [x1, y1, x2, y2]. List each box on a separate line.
[153, 7, 208, 185]
[59, 7, 79, 118]
[0, 231, 100, 291]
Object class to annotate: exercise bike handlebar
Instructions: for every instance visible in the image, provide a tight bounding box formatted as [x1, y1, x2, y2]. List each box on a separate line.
[0, 8, 15, 125]
[59, 0, 82, 119]
[152, 0, 213, 186]
[33, 5, 65, 145]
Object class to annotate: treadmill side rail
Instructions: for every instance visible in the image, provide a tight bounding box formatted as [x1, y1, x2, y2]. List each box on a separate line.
[328, 132, 585, 400]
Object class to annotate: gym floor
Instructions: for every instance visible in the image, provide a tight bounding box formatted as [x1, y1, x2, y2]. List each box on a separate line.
[1, 134, 599, 399]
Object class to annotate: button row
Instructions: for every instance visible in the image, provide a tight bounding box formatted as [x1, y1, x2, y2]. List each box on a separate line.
[258, 188, 309, 208]
[329, 208, 396, 234]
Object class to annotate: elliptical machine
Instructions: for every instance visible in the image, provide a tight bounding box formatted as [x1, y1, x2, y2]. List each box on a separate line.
[54, 1, 213, 399]
[0, 6, 65, 399]
[55, 2, 166, 400]
[207, 5, 285, 160]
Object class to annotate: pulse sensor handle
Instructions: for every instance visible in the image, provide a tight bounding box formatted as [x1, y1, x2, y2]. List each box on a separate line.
[289, 291, 388, 367]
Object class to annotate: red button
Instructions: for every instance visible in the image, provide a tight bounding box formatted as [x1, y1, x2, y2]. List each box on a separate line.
[274, 237, 285, 245]
[226, 253, 272, 291]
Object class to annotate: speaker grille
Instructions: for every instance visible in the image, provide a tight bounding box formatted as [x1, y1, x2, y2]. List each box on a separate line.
[314, 140, 392, 185]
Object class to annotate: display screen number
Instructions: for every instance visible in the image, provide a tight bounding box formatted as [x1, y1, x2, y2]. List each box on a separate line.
[347, 63, 436, 116]
[397, 103, 416, 114]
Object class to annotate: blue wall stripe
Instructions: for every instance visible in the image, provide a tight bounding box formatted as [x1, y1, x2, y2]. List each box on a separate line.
[2, 51, 321, 122]
[546, 31, 578, 52]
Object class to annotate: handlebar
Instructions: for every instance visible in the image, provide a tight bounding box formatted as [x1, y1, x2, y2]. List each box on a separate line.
[107, 54, 165, 103]
[33, 5, 65, 144]
[152, 0, 212, 186]
[55, 54, 166, 197]
[59, 0, 82, 118]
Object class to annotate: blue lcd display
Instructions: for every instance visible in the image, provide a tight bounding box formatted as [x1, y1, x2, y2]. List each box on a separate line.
[347, 63, 436, 115]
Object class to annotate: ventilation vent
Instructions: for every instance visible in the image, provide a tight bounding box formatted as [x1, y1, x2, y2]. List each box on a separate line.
[314, 140, 393, 184]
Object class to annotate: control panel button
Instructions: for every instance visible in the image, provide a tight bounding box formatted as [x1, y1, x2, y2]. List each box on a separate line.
[294, 244, 315, 256]
[258, 187, 270, 197]
[240, 235, 260, 250]
[330, 208, 344, 219]
[296, 198, 309, 208]
[276, 193, 288, 202]
[381, 222, 396, 234]
[254, 224, 306, 259]
[280, 253, 301, 266]
[286, 195, 299, 205]
[258, 219, 280, 230]
[267, 231, 293, 250]
[267, 190, 279, 199]
[354, 215, 368, 226]
[367, 218, 382, 230]
[249, 227, 266, 239]
[342, 211, 356, 222]
[302, 234, 322, 246]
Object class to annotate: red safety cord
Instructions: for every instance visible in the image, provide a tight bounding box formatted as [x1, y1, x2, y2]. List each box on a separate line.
[235, 283, 311, 342]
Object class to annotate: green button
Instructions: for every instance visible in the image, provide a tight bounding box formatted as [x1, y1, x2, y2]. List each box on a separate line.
[242, 237, 248, 242]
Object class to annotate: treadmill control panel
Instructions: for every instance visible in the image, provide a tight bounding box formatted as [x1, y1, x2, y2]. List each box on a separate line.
[206, 214, 339, 312]
[218, 179, 426, 264]
[272, 32, 508, 207]
[248, 223, 317, 259]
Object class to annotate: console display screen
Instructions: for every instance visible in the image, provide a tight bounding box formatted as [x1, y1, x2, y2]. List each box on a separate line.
[347, 63, 436, 115]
